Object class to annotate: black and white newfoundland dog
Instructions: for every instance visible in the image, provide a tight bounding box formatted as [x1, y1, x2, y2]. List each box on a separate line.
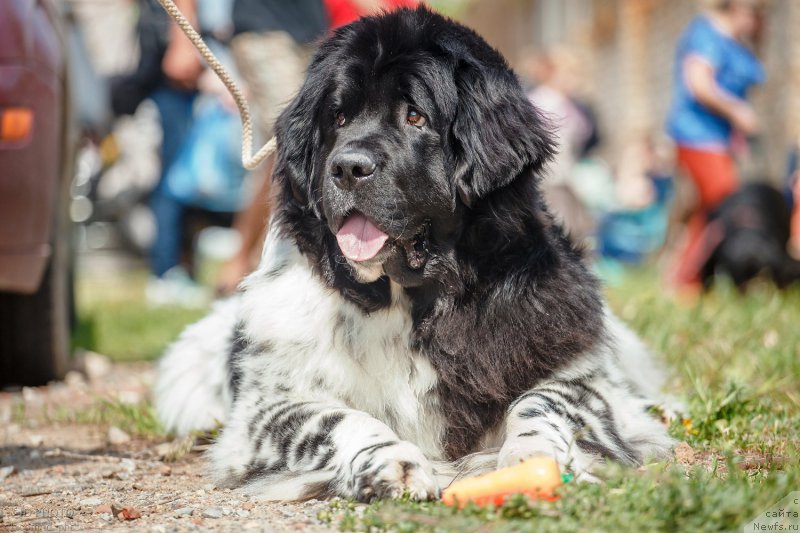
[156, 7, 673, 501]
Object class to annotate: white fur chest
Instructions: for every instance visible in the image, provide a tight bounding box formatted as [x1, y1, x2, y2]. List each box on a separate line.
[238, 235, 446, 459]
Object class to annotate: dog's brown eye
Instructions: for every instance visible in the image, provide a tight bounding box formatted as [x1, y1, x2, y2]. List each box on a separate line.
[407, 108, 426, 127]
[336, 112, 346, 127]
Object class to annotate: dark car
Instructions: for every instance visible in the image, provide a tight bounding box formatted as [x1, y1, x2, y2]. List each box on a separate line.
[0, 0, 75, 386]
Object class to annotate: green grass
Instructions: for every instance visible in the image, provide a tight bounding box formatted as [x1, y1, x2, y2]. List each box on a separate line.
[12, 394, 165, 438]
[74, 269, 207, 362]
[320, 464, 799, 532]
[45, 398, 165, 437]
[609, 272, 800, 458]
[322, 270, 800, 532]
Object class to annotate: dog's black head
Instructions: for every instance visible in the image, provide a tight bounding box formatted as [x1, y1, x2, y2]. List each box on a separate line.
[273, 6, 555, 303]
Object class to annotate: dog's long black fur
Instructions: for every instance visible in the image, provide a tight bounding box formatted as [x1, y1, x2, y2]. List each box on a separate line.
[271, 6, 605, 458]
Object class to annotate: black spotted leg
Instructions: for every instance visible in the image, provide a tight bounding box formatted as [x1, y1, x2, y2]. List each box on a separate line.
[499, 373, 644, 481]
[210, 395, 439, 502]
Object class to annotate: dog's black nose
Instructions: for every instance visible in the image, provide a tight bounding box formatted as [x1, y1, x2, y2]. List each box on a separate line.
[330, 150, 376, 190]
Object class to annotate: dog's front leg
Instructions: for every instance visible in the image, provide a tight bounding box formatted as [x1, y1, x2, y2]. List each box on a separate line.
[210, 396, 439, 501]
[499, 370, 650, 481]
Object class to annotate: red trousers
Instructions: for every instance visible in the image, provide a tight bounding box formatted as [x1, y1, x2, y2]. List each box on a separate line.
[669, 146, 739, 287]
[792, 181, 800, 253]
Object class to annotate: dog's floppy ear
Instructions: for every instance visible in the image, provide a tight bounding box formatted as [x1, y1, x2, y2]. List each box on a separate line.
[272, 63, 327, 211]
[448, 52, 555, 205]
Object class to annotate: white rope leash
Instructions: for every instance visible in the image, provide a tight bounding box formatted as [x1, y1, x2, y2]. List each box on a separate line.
[156, 0, 276, 170]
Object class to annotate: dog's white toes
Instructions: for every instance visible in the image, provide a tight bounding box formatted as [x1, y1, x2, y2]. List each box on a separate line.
[351, 441, 439, 502]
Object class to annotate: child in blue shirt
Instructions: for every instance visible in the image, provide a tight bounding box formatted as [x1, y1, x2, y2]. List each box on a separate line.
[664, 0, 766, 292]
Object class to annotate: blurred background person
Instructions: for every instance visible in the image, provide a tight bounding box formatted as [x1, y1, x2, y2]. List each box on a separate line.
[596, 133, 675, 281]
[147, 0, 225, 307]
[325, 0, 419, 28]
[111, 0, 203, 305]
[110, 0, 248, 306]
[787, 135, 800, 257]
[213, 0, 329, 295]
[526, 46, 600, 244]
[664, 0, 766, 293]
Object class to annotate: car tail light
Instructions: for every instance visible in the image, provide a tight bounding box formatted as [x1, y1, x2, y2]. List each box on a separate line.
[0, 107, 34, 143]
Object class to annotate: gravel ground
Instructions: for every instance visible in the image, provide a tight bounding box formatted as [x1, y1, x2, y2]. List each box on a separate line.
[0, 356, 336, 533]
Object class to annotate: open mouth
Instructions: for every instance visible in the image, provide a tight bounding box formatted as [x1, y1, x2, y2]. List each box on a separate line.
[335, 212, 390, 262]
[335, 213, 431, 270]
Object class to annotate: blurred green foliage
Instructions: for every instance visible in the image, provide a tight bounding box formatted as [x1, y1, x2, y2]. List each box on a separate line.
[74, 269, 207, 362]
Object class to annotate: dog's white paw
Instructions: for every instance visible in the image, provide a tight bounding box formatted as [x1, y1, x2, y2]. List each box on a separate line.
[350, 441, 439, 502]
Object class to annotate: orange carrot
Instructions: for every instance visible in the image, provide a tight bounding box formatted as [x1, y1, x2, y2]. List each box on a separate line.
[441, 456, 563, 508]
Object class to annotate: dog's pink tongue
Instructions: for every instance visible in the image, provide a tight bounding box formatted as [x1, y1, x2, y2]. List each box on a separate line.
[336, 214, 389, 262]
